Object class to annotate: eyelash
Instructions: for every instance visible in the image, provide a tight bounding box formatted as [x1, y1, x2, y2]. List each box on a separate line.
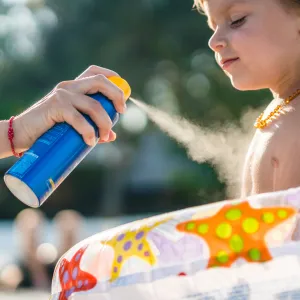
[230, 16, 246, 28]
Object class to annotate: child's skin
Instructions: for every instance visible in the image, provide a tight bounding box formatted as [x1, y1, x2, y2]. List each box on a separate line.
[196, 0, 300, 196]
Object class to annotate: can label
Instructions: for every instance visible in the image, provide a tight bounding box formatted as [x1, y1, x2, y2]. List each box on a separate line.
[37, 123, 69, 146]
[8, 123, 69, 179]
[8, 152, 39, 178]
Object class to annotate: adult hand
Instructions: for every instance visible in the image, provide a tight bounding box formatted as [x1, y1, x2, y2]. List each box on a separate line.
[13, 65, 129, 152]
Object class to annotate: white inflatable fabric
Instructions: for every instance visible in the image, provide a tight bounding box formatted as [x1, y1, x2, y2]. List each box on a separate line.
[50, 187, 300, 300]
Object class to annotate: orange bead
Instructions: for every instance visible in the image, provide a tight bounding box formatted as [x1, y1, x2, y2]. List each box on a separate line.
[254, 88, 300, 129]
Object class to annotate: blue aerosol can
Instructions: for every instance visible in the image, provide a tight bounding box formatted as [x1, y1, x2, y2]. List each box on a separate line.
[4, 76, 131, 208]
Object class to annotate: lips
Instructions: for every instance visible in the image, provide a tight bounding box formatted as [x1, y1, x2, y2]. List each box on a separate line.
[220, 58, 239, 70]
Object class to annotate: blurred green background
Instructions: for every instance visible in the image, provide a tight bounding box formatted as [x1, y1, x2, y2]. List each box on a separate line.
[0, 0, 269, 219]
[0, 0, 270, 294]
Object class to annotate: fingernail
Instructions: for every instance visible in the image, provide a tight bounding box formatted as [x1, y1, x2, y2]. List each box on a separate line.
[102, 134, 109, 142]
[87, 139, 94, 147]
[123, 103, 127, 112]
[88, 137, 97, 147]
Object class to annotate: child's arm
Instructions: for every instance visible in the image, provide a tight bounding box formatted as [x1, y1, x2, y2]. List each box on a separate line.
[241, 160, 252, 198]
[240, 133, 257, 198]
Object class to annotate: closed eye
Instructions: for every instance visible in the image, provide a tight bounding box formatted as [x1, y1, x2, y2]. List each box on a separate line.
[230, 16, 246, 28]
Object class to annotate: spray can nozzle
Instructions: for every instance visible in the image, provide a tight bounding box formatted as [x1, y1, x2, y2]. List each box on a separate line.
[108, 76, 131, 101]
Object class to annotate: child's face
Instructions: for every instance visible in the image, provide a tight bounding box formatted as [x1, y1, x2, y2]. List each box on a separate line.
[202, 0, 300, 91]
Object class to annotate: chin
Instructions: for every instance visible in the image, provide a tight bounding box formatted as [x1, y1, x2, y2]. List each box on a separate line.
[228, 74, 267, 91]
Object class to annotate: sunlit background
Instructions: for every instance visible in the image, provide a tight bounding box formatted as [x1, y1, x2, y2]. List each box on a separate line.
[0, 0, 269, 298]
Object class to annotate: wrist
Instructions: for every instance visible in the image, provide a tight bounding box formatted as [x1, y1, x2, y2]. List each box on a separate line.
[0, 116, 29, 159]
[8, 116, 29, 155]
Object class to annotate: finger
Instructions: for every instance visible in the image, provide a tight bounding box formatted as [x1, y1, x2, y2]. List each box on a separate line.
[66, 75, 126, 114]
[70, 93, 113, 141]
[62, 107, 96, 146]
[75, 65, 120, 80]
[98, 130, 116, 143]
[110, 130, 117, 141]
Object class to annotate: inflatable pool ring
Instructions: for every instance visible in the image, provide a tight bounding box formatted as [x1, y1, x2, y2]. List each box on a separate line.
[50, 187, 300, 299]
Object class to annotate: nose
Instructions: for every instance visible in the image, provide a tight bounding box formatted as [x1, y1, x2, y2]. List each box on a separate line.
[208, 29, 227, 52]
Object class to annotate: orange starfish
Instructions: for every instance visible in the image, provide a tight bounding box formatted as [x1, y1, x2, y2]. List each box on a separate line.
[177, 201, 296, 268]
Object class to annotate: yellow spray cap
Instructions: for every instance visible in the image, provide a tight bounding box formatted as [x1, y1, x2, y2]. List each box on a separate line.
[108, 76, 131, 101]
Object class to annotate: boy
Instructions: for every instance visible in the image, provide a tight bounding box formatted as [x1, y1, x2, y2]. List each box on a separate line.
[195, 0, 300, 197]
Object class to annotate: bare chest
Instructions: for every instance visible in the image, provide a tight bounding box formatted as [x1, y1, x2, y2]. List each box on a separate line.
[242, 105, 300, 196]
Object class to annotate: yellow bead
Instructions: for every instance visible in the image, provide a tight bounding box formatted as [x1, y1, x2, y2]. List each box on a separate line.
[254, 88, 300, 128]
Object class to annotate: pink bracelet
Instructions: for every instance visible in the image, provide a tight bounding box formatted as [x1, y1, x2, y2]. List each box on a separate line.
[8, 116, 24, 158]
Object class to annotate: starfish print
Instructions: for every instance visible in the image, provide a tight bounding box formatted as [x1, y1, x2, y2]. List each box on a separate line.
[177, 201, 296, 268]
[58, 246, 97, 300]
[105, 218, 169, 282]
[148, 231, 204, 264]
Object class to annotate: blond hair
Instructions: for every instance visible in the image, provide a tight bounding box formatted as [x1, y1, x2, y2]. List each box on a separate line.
[193, 0, 204, 13]
[194, 0, 300, 12]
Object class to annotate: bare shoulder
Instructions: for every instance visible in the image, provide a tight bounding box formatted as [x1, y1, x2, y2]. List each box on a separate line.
[259, 95, 300, 132]
[262, 95, 300, 119]
[278, 95, 300, 130]
[241, 95, 300, 196]
[268, 94, 300, 158]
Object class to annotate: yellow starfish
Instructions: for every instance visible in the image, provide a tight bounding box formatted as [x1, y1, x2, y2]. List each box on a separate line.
[105, 218, 169, 281]
[177, 201, 296, 268]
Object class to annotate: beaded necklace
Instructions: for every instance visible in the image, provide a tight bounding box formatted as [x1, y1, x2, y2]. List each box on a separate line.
[254, 89, 300, 129]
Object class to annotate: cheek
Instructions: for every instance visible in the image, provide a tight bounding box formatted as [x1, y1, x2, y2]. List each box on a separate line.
[225, 21, 297, 90]
[225, 32, 274, 90]
[231, 28, 266, 58]
[233, 21, 295, 63]
[231, 29, 286, 75]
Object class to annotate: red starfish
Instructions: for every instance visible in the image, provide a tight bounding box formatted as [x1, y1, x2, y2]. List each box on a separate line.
[58, 246, 97, 300]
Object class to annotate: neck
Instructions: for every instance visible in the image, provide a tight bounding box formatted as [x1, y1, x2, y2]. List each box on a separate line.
[270, 71, 300, 100]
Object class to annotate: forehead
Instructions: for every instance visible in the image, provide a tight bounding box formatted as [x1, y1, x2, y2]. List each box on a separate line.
[202, 0, 252, 28]
[202, 0, 250, 13]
